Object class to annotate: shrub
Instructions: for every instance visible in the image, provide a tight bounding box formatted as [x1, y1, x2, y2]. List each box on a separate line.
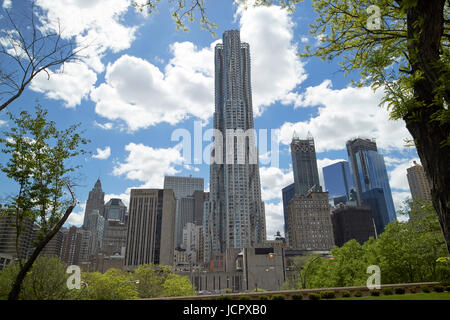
[291, 294, 303, 300]
[433, 285, 444, 293]
[216, 295, 232, 300]
[408, 286, 417, 294]
[421, 286, 431, 293]
[353, 290, 362, 297]
[341, 290, 351, 298]
[445, 286, 450, 292]
[370, 290, 380, 296]
[308, 292, 321, 300]
[394, 288, 405, 294]
[382, 288, 393, 295]
[259, 295, 270, 300]
[320, 290, 335, 299]
[271, 294, 286, 300]
[239, 295, 251, 300]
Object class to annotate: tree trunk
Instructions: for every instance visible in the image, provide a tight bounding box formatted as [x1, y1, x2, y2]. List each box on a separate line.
[404, 0, 450, 254]
[8, 186, 76, 300]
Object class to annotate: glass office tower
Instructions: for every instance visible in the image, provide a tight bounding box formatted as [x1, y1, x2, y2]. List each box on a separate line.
[346, 138, 396, 223]
[361, 188, 390, 234]
[282, 183, 295, 237]
[323, 161, 354, 203]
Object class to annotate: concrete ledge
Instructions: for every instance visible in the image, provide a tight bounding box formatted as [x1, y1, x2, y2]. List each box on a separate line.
[141, 282, 447, 300]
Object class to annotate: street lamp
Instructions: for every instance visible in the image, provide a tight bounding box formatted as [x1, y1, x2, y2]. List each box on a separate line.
[300, 254, 334, 289]
[81, 281, 89, 300]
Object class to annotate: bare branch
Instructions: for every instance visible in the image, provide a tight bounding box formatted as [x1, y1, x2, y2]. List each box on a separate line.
[0, 2, 86, 112]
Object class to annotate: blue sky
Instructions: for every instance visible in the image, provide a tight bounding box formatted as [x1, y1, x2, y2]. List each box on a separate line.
[0, 0, 417, 238]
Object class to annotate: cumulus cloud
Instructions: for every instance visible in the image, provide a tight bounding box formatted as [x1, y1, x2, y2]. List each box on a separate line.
[36, 0, 138, 72]
[392, 191, 412, 216]
[388, 157, 418, 192]
[259, 166, 293, 202]
[30, 62, 97, 107]
[90, 52, 215, 131]
[29, 0, 140, 107]
[112, 142, 183, 188]
[264, 201, 285, 239]
[92, 146, 111, 160]
[2, 0, 11, 9]
[237, 2, 307, 115]
[278, 80, 412, 152]
[93, 121, 114, 130]
[91, 2, 306, 130]
[66, 201, 85, 226]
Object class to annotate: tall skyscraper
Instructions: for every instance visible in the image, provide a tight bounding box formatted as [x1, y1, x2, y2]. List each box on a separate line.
[163, 176, 204, 248]
[209, 30, 266, 254]
[82, 178, 105, 230]
[291, 133, 322, 196]
[323, 161, 355, 203]
[407, 161, 432, 202]
[124, 189, 176, 269]
[346, 138, 396, 222]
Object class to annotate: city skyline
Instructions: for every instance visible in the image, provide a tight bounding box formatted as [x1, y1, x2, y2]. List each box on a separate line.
[0, 1, 419, 240]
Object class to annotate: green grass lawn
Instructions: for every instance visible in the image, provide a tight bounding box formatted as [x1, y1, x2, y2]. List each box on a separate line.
[335, 292, 450, 300]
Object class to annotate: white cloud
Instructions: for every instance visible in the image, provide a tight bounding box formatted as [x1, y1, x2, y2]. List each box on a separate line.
[91, 2, 307, 130]
[392, 191, 411, 216]
[66, 201, 85, 226]
[0, 119, 7, 127]
[2, 0, 11, 9]
[92, 146, 111, 160]
[259, 166, 293, 202]
[36, 0, 138, 73]
[264, 201, 285, 239]
[29, 0, 141, 107]
[278, 80, 412, 152]
[93, 121, 114, 130]
[30, 62, 97, 108]
[112, 142, 183, 188]
[388, 157, 418, 191]
[237, 2, 307, 115]
[91, 52, 215, 131]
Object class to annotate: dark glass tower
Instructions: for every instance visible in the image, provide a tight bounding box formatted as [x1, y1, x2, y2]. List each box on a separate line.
[209, 30, 266, 254]
[290, 133, 322, 196]
[282, 183, 295, 237]
[323, 161, 354, 203]
[361, 188, 391, 234]
[346, 138, 396, 223]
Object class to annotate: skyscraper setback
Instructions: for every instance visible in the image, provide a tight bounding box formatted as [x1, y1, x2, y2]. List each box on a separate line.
[209, 30, 266, 254]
